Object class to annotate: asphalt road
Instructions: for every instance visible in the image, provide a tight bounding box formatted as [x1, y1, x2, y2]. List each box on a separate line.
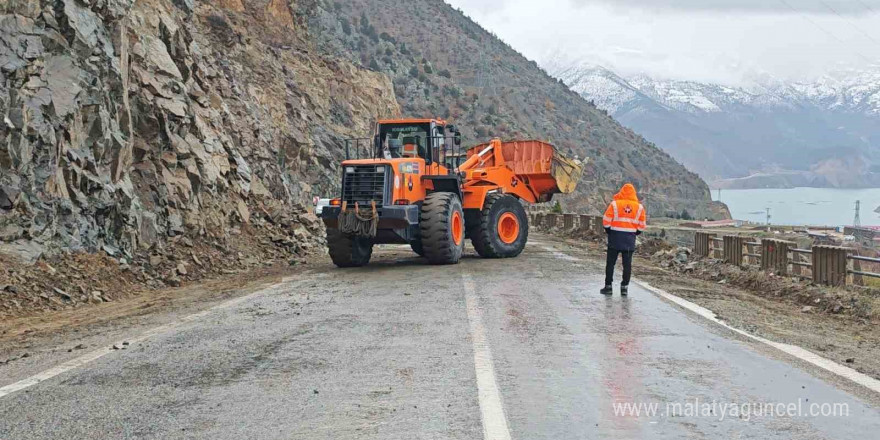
[1, 236, 879, 439]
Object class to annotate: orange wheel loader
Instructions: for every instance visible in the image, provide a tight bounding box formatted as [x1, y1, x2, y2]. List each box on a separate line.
[320, 119, 583, 267]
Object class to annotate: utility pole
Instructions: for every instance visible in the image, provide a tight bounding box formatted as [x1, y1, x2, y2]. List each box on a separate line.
[854, 200, 861, 227]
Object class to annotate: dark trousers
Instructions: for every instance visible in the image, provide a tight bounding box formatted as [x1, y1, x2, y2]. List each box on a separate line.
[605, 248, 633, 286]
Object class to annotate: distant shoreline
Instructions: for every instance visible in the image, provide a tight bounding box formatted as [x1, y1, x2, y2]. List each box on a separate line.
[713, 187, 880, 227]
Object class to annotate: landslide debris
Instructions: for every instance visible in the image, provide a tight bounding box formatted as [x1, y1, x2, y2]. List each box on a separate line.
[0, 204, 324, 318]
[1, 0, 401, 316]
[646, 247, 879, 323]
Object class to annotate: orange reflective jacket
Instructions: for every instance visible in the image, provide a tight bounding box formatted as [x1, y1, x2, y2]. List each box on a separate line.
[602, 184, 647, 233]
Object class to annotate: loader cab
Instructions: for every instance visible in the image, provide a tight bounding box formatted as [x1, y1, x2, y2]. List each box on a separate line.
[445, 152, 467, 170]
[377, 121, 432, 162]
[374, 119, 463, 173]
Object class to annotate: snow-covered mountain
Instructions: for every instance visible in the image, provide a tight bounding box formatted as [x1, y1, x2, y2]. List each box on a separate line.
[557, 64, 880, 188]
[788, 69, 880, 117]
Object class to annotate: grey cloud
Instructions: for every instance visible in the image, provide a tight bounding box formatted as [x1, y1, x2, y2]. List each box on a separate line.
[573, 0, 877, 15]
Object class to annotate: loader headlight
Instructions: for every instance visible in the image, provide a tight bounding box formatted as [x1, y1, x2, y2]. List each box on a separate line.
[345, 167, 355, 174]
[376, 166, 385, 173]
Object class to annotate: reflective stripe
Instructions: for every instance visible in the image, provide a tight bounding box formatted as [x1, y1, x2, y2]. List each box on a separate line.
[614, 217, 642, 225]
[610, 226, 638, 232]
[603, 216, 613, 221]
[637, 204, 646, 230]
[611, 201, 619, 219]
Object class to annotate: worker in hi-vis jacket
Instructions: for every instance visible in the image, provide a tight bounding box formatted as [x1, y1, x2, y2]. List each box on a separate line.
[601, 183, 647, 296]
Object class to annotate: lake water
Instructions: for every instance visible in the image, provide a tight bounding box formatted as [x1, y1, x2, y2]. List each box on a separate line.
[713, 187, 880, 227]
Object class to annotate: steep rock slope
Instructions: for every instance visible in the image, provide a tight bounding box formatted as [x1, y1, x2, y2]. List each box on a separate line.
[0, 0, 399, 259]
[303, 0, 726, 219]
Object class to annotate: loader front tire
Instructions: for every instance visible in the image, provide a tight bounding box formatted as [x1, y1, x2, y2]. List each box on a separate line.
[410, 236, 425, 257]
[420, 192, 465, 265]
[326, 228, 372, 268]
[471, 193, 528, 259]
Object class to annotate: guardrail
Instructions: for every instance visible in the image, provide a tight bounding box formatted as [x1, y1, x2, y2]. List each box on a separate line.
[529, 212, 604, 236]
[744, 242, 762, 266]
[847, 254, 880, 285]
[531, 213, 879, 288]
[692, 232, 878, 287]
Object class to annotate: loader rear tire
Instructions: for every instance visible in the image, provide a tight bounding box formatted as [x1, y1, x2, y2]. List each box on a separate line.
[326, 228, 372, 267]
[471, 193, 528, 259]
[420, 192, 465, 265]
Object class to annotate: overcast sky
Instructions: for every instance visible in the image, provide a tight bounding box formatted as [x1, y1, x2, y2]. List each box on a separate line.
[444, 0, 880, 85]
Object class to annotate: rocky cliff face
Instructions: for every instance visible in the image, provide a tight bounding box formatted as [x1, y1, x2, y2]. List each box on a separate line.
[2, 0, 726, 265]
[1, 0, 399, 259]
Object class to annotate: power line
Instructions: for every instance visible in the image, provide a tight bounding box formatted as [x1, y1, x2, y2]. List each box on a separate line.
[856, 0, 876, 15]
[776, 0, 875, 64]
[819, 0, 880, 48]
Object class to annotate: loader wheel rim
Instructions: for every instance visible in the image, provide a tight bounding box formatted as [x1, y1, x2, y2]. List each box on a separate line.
[452, 210, 464, 246]
[498, 212, 520, 244]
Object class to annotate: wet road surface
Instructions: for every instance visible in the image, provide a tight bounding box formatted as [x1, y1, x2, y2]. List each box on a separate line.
[1, 235, 879, 439]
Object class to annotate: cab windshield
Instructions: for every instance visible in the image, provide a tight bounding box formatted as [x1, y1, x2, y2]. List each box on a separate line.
[378, 123, 433, 161]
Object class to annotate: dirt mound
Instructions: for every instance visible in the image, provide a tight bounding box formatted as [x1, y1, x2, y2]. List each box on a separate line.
[649, 251, 879, 322]
[638, 237, 675, 256]
[1, 202, 324, 319]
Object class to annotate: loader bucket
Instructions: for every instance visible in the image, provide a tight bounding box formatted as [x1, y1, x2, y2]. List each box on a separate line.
[550, 152, 584, 194]
[468, 140, 585, 196]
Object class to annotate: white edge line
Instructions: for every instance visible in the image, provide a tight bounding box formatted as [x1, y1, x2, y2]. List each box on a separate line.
[635, 280, 880, 395]
[462, 271, 513, 440]
[536, 242, 880, 396]
[0, 282, 286, 399]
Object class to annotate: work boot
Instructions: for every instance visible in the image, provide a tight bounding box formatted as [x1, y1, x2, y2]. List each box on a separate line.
[600, 285, 613, 296]
[620, 285, 629, 296]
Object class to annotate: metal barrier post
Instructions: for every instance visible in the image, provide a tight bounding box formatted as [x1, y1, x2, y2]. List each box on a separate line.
[723, 236, 746, 266]
[762, 239, 794, 274]
[595, 216, 606, 235]
[579, 215, 591, 233]
[694, 232, 715, 257]
[812, 245, 849, 286]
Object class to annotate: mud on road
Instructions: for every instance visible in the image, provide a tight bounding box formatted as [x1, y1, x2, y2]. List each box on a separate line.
[4, 232, 879, 390]
[556, 235, 880, 383]
[3, 234, 880, 439]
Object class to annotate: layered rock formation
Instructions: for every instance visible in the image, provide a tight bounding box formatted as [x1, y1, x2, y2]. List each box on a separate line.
[1, 0, 399, 259]
[2, 0, 726, 267]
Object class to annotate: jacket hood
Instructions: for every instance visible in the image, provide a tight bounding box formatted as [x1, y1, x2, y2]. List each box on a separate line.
[613, 183, 639, 203]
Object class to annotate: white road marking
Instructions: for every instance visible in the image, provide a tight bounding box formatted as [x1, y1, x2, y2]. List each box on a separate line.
[462, 271, 513, 440]
[636, 281, 880, 395]
[538, 243, 880, 396]
[540, 245, 580, 261]
[0, 281, 290, 399]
